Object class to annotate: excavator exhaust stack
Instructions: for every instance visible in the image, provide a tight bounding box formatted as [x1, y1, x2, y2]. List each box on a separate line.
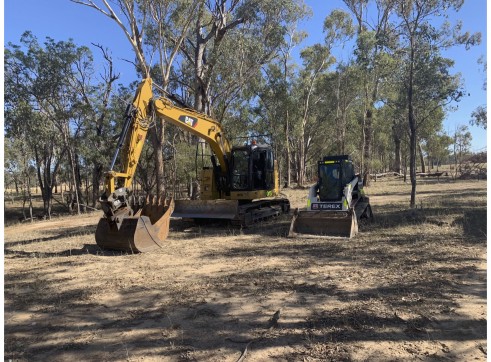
[95, 196, 174, 253]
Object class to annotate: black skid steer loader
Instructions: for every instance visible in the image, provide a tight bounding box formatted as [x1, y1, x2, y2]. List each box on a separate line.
[289, 155, 373, 238]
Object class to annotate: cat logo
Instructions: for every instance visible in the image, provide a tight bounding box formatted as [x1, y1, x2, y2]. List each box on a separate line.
[178, 115, 198, 128]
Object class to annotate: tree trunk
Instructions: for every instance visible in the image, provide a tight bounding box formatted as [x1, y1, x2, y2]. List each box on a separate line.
[362, 108, 373, 186]
[75, 153, 85, 211]
[393, 129, 402, 173]
[92, 163, 103, 208]
[408, 44, 417, 208]
[65, 135, 80, 215]
[418, 142, 426, 173]
[298, 133, 306, 186]
[284, 112, 291, 187]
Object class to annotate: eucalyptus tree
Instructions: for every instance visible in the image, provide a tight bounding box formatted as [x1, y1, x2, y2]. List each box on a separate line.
[342, 0, 396, 186]
[5, 33, 93, 217]
[173, 0, 308, 115]
[471, 106, 487, 130]
[292, 44, 333, 185]
[453, 125, 472, 175]
[70, 44, 121, 207]
[4, 120, 38, 221]
[322, 62, 363, 155]
[394, 0, 481, 207]
[253, 26, 306, 187]
[470, 57, 487, 130]
[285, 9, 355, 186]
[72, 0, 200, 197]
[426, 131, 453, 171]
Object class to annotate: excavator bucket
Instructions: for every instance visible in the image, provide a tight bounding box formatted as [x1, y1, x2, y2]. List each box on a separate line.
[288, 209, 358, 238]
[95, 196, 174, 253]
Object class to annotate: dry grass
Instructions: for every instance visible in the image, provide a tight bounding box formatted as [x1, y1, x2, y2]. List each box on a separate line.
[4, 178, 487, 361]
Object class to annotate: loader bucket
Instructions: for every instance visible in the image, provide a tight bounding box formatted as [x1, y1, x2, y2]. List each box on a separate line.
[95, 197, 174, 253]
[288, 208, 358, 238]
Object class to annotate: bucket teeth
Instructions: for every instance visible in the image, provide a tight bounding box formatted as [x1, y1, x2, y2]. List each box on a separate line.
[95, 198, 175, 253]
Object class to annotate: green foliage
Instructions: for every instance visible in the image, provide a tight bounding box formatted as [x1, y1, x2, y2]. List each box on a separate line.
[470, 105, 487, 130]
[6, 1, 483, 207]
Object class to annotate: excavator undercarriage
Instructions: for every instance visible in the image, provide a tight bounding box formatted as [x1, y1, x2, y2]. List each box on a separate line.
[173, 198, 290, 226]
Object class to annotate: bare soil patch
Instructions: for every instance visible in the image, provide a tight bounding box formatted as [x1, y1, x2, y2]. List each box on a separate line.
[4, 179, 486, 361]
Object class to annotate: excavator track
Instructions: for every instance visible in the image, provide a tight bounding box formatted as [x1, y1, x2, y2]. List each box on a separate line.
[234, 198, 290, 227]
[173, 198, 290, 227]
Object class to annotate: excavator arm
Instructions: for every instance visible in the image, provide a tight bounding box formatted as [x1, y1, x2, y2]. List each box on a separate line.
[152, 97, 232, 174]
[100, 78, 232, 218]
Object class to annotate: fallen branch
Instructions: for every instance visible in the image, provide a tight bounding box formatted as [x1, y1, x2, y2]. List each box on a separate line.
[236, 340, 253, 362]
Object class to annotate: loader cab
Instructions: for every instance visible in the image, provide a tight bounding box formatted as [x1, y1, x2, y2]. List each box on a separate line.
[230, 143, 275, 192]
[317, 155, 355, 201]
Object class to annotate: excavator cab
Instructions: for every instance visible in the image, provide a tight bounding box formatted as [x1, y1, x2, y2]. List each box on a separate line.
[172, 141, 289, 225]
[230, 144, 275, 192]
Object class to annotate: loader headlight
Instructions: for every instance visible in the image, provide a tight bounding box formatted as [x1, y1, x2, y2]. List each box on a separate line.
[112, 199, 122, 209]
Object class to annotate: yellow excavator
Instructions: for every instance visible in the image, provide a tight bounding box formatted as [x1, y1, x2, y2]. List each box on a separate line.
[95, 78, 290, 252]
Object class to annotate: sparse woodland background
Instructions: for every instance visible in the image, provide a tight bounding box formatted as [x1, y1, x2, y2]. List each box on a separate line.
[4, 0, 486, 219]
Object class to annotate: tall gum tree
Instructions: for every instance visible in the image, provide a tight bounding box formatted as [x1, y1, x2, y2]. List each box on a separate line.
[72, 0, 198, 197]
[177, 0, 308, 115]
[5, 33, 92, 217]
[343, 0, 396, 186]
[290, 9, 354, 186]
[394, 0, 481, 207]
[255, 27, 306, 188]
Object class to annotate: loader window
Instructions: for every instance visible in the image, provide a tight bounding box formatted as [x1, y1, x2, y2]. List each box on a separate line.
[231, 150, 250, 190]
[341, 161, 355, 185]
[318, 163, 342, 201]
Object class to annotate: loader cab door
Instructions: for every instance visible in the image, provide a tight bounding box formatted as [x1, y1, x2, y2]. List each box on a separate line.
[318, 162, 343, 201]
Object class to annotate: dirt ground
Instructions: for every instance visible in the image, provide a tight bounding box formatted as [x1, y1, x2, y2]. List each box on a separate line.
[4, 178, 487, 361]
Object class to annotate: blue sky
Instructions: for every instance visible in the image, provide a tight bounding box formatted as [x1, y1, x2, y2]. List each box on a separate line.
[4, 0, 488, 151]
